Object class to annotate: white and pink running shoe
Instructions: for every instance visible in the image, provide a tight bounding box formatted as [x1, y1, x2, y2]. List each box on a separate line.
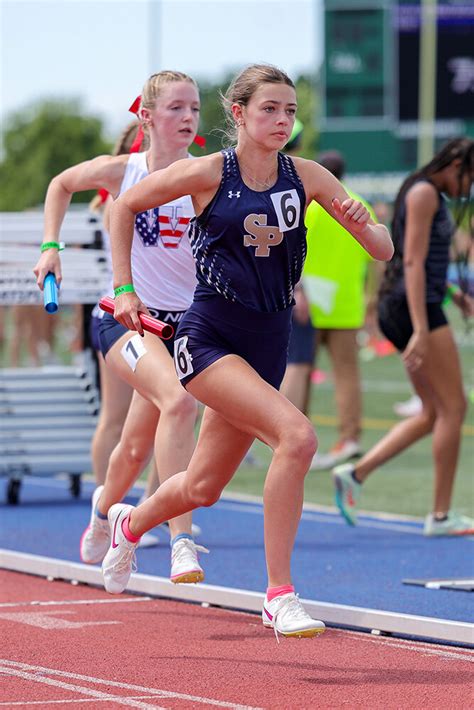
[170, 537, 208, 584]
[102, 504, 138, 594]
[262, 592, 326, 640]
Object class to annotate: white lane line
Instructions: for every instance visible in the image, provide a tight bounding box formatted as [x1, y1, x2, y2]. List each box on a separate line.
[0, 610, 120, 630]
[217, 501, 424, 535]
[0, 696, 174, 706]
[0, 667, 166, 710]
[362, 638, 474, 663]
[223, 490, 424, 523]
[0, 660, 262, 710]
[341, 630, 474, 662]
[0, 597, 153, 609]
[14, 477, 424, 524]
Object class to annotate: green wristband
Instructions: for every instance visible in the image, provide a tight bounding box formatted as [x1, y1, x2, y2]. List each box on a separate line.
[446, 284, 460, 298]
[41, 241, 65, 252]
[114, 284, 135, 297]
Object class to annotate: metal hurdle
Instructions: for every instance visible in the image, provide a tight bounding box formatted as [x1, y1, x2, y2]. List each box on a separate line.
[0, 211, 108, 503]
[0, 210, 109, 306]
[0, 366, 99, 504]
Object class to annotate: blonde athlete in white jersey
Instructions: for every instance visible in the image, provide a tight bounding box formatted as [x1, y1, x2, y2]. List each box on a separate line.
[87, 123, 145, 490]
[34, 71, 207, 583]
[87, 122, 163, 548]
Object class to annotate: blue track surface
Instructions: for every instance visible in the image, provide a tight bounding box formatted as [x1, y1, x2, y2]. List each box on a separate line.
[1, 477, 473, 623]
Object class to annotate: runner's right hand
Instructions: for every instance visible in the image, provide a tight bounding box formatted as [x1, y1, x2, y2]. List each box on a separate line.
[113, 292, 151, 336]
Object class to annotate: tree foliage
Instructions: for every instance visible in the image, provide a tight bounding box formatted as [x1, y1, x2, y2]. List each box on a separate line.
[0, 100, 112, 210]
[293, 74, 320, 159]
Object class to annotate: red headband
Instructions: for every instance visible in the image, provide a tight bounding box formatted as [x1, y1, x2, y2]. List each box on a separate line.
[97, 188, 109, 204]
[128, 94, 206, 148]
[193, 134, 206, 148]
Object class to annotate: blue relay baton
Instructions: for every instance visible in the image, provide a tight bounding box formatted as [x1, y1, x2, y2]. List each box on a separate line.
[43, 272, 59, 313]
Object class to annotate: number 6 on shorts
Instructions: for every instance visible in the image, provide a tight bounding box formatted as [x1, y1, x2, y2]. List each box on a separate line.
[174, 336, 194, 379]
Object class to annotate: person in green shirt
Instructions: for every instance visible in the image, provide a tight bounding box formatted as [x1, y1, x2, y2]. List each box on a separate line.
[281, 150, 377, 469]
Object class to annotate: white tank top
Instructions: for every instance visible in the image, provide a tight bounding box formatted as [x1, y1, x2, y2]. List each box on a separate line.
[117, 151, 196, 311]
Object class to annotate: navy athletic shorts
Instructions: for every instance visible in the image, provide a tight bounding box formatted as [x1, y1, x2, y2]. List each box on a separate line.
[378, 296, 448, 352]
[173, 295, 293, 390]
[287, 316, 316, 365]
[98, 308, 186, 359]
[89, 305, 104, 353]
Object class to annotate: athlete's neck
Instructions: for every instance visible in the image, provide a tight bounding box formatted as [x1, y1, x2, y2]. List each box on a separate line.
[235, 145, 279, 190]
[146, 143, 189, 173]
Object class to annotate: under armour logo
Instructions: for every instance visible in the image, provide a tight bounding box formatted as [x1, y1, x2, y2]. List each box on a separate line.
[243, 213, 284, 257]
[228, 191, 241, 199]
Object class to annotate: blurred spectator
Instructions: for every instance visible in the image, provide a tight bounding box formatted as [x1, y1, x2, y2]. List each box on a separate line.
[8, 305, 59, 367]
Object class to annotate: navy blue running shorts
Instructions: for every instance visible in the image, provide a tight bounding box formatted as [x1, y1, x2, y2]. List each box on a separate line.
[287, 316, 316, 365]
[173, 295, 293, 390]
[378, 296, 448, 352]
[89, 306, 103, 353]
[98, 308, 186, 359]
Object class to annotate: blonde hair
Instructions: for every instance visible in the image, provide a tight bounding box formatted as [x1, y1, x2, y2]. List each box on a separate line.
[140, 70, 198, 112]
[221, 64, 295, 145]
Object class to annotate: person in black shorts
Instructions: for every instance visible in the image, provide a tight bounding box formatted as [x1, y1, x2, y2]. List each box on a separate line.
[103, 63, 393, 638]
[332, 137, 474, 536]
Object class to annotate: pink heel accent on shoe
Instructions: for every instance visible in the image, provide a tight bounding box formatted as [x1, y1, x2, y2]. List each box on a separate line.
[122, 515, 141, 543]
[266, 584, 295, 602]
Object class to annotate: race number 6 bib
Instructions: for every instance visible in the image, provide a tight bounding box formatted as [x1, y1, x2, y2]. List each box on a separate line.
[174, 336, 194, 380]
[270, 189, 301, 233]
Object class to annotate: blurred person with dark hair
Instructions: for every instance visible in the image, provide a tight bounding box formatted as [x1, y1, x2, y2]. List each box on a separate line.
[333, 137, 474, 536]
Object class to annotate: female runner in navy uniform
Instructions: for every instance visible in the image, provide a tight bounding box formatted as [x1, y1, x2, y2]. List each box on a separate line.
[104, 64, 393, 638]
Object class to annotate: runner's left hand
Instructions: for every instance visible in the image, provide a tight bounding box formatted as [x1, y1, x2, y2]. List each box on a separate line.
[332, 197, 370, 235]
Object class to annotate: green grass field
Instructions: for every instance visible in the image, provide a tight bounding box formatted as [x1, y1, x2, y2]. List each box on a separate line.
[226, 307, 474, 519]
[2, 303, 473, 519]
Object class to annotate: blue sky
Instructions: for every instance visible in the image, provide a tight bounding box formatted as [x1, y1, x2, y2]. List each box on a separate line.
[1, 0, 322, 139]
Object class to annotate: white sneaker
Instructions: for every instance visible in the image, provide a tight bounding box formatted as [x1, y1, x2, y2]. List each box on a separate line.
[393, 395, 422, 418]
[310, 440, 361, 471]
[80, 486, 110, 564]
[170, 537, 208, 584]
[332, 463, 361, 526]
[424, 512, 474, 537]
[102, 504, 138, 594]
[262, 593, 325, 641]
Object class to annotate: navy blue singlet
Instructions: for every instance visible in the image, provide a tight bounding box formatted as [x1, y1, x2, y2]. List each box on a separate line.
[391, 180, 453, 303]
[189, 147, 307, 312]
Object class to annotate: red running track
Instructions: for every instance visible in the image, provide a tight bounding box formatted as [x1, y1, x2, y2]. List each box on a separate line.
[1, 570, 473, 709]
